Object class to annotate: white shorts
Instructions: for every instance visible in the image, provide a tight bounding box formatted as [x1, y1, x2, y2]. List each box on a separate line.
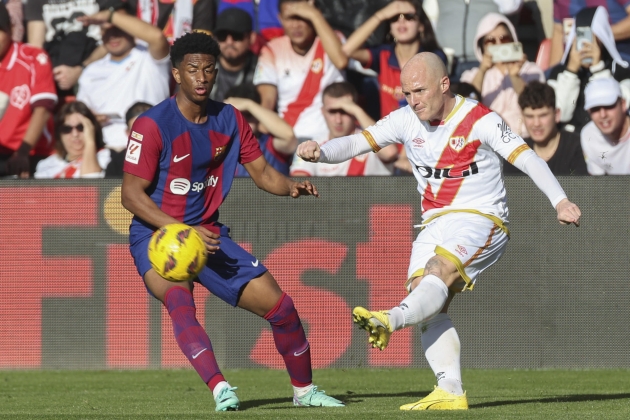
[407, 212, 509, 292]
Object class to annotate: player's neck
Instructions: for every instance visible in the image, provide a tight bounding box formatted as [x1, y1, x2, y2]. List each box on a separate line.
[431, 94, 456, 124]
[175, 93, 209, 124]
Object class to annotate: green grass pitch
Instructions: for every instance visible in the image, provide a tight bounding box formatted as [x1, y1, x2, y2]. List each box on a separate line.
[2, 369, 630, 419]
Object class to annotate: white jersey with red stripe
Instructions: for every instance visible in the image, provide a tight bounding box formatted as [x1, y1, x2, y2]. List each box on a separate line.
[363, 95, 530, 223]
[291, 129, 393, 176]
[253, 35, 344, 140]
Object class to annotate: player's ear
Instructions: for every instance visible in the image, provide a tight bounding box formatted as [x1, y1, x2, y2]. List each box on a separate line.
[172, 67, 181, 84]
[441, 76, 450, 94]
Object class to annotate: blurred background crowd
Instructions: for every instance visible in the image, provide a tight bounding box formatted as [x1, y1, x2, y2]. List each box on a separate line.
[1, 0, 629, 180]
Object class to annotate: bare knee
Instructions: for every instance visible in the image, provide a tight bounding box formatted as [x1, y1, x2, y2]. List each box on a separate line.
[409, 256, 460, 292]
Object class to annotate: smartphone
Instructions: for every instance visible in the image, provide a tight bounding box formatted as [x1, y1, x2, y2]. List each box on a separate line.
[576, 26, 593, 64]
[488, 42, 524, 63]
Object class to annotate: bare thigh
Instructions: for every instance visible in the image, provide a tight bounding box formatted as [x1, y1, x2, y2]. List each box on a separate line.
[236, 271, 283, 317]
[144, 268, 193, 303]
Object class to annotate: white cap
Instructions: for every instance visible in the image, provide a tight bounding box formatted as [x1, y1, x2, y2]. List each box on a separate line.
[584, 78, 622, 110]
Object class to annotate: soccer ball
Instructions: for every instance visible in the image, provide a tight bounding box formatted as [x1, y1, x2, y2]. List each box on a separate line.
[148, 223, 207, 282]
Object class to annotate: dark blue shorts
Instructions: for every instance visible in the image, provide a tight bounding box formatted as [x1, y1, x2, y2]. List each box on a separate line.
[130, 225, 268, 306]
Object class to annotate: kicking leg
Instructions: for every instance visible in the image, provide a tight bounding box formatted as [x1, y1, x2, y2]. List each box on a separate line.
[353, 255, 456, 350]
[144, 270, 238, 411]
[238, 272, 344, 407]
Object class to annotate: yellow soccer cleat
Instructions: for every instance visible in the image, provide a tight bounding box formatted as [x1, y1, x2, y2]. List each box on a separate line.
[352, 306, 393, 350]
[400, 386, 468, 410]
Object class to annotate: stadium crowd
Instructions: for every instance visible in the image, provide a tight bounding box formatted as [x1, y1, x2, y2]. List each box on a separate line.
[1, 0, 629, 179]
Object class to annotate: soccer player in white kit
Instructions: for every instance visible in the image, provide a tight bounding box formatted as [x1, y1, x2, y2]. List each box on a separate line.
[297, 52, 582, 411]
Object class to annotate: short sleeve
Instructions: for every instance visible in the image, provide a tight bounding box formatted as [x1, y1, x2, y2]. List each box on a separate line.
[29, 48, 57, 108]
[476, 112, 530, 163]
[234, 108, 263, 165]
[253, 45, 278, 86]
[362, 108, 406, 151]
[122, 116, 163, 181]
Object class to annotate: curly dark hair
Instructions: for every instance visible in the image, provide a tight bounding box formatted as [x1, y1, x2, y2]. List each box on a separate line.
[53, 101, 104, 158]
[170, 32, 221, 68]
[518, 81, 556, 111]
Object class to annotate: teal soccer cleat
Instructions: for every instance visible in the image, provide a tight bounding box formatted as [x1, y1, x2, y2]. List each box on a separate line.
[214, 386, 239, 411]
[293, 386, 345, 407]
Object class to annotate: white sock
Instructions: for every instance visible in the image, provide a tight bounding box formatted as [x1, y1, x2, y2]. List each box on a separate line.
[212, 381, 231, 398]
[393, 275, 449, 329]
[421, 313, 464, 396]
[293, 383, 314, 397]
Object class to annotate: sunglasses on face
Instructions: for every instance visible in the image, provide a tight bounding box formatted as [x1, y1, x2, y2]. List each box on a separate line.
[215, 31, 246, 42]
[483, 34, 514, 45]
[60, 124, 84, 134]
[389, 13, 418, 24]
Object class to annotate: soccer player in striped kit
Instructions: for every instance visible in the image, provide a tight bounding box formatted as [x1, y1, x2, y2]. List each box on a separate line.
[298, 52, 581, 410]
[121, 32, 344, 411]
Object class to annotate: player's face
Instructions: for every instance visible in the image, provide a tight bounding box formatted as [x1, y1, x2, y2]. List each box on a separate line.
[401, 71, 449, 122]
[0, 30, 10, 60]
[279, 4, 315, 48]
[60, 113, 86, 160]
[589, 99, 627, 137]
[522, 106, 559, 143]
[321, 94, 356, 138]
[216, 31, 252, 64]
[173, 54, 218, 103]
[101, 25, 135, 58]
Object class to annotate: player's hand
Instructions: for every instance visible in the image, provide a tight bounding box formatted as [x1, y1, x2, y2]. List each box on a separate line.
[289, 180, 319, 198]
[296, 140, 321, 162]
[193, 226, 221, 254]
[556, 198, 581, 227]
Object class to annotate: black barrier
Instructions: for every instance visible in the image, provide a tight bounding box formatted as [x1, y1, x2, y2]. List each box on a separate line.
[0, 177, 628, 370]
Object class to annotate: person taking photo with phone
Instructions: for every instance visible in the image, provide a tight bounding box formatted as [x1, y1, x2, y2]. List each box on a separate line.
[547, 6, 630, 134]
[459, 12, 544, 137]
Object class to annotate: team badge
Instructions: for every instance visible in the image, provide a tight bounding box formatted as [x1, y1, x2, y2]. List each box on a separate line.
[214, 146, 226, 161]
[311, 58, 323, 74]
[10, 85, 30, 110]
[131, 131, 143, 141]
[449, 136, 466, 151]
[125, 140, 142, 164]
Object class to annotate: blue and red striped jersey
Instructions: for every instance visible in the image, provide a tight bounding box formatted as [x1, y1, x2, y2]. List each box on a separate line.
[123, 97, 263, 238]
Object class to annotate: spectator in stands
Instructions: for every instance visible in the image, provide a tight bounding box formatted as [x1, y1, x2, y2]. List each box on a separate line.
[503, 81, 587, 176]
[127, 0, 214, 44]
[76, 8, 170, 164]
[254, 0, 348, 141]
[433, 0, 523, 81]
[5, 0, 23, 42]
[548, 7, 630, 135]
[580, 78, 630, 175]
[550, 0, 630, 67]
[460, 12, 545, 137]
[210, 8, 258, 103]
[105, 101, 152, 178]
[24, 0, 111, 99]
[341, 0, 446, 118]
[0, 2, 57, 178]
[290, 81, 397, 176]
[224, 84, 297, 177]
[34, 101, 110, 178]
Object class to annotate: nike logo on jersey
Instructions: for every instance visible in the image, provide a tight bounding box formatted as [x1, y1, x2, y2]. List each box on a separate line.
[192, 348, 207, 359]
[251, 260, 259, 267]
[173, 154, 190, 162]
[294, 345, 309, 357]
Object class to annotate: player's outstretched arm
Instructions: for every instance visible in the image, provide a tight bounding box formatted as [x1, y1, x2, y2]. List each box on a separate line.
[556, 198, 581, 227]
[296, 140, 321, 162]
[243, 155, 319, 198]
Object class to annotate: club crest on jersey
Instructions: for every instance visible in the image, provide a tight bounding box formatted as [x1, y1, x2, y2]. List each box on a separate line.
[311, 58, 323, 74]
[214, 146, 226, 161]
[449, 136, 466, 151]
